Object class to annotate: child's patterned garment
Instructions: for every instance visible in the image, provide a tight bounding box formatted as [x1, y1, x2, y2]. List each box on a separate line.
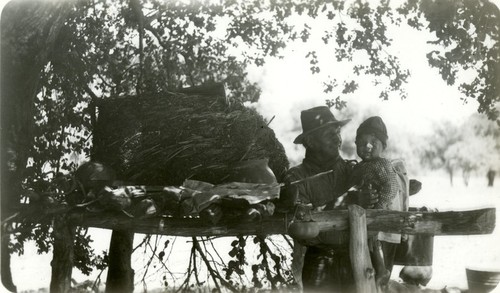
[350, 157, 403, 244]
[350, 157, 399, 210]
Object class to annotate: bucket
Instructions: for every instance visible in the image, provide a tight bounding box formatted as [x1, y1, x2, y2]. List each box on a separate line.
[288, 220, 320, 240]
[466, 268, 500, 293]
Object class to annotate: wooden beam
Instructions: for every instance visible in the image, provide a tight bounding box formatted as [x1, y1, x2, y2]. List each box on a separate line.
[349, 205, 377, 293]
[68, 213, 288, 237]
[312, 208, 496, 236]
[60, 207, 496, 237]
[10, 203, 495, 237]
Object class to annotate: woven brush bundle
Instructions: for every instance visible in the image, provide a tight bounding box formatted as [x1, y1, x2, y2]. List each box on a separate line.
[92, 92, 289, 186]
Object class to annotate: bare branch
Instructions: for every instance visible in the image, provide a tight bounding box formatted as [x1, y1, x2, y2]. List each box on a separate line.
[141, 236, 160, 286]
[130, 0, 145, 94]
[132, 235, 150, 253]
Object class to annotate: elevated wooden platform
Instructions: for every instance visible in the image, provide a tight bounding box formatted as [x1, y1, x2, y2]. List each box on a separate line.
[66, 207, 495, 237]
[10, 201, 495, 237]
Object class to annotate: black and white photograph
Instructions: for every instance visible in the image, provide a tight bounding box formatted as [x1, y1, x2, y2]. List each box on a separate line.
[1, 0, 499, 292]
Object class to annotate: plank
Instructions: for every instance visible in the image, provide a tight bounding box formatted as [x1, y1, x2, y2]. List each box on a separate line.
[312, 208, 496, 236]
[64, 207, 496, 237]
[69, 213, 288, 237]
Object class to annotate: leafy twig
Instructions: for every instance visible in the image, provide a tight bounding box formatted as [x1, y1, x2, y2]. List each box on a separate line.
[193, 237, 239, 292]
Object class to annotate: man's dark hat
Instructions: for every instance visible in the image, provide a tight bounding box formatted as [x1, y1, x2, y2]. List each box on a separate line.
[294, 106, 351, 144]
[356, 116, 388, 147]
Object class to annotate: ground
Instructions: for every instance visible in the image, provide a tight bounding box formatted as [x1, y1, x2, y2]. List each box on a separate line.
[390, 173, 500, 291]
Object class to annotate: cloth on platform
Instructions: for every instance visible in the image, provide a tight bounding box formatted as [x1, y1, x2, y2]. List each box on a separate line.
[180, 180, 280, 215]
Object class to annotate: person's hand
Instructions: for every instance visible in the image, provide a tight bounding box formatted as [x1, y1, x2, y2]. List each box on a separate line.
[346, 184, 379, 209]
[276, 182, 298, 212]
[358, 184, 380, 208]
[323, 199, 337, 210]
[361, 184, 380, 208]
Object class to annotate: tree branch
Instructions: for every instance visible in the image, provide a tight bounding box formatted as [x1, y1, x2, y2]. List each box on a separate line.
[142, 236, 159, 287]
[192, 237, 221, 292]
[130, 0, 145, 94]
[257, 236, 276, 290]
[132, 235, 150, 253]
[282, 234, 293, 249]
[83, 85, 99, 130]
[193, 237, 239, 292]
[192, 237, 202, 286]
[175, 243, 195, 292]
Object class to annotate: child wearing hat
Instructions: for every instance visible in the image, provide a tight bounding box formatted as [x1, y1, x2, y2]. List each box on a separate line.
[350, 116, 403, 286]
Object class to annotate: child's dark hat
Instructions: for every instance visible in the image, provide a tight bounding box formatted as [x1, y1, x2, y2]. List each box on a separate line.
[294, 106, 351, 144]
[356, 116, 388, 147]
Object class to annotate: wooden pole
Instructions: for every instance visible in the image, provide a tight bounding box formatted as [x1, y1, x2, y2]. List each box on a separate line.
[1, 231, 16, 292]
[349, 205, 377, 293]
[105, 230, 135, 293]
[50, 216, 76, 293]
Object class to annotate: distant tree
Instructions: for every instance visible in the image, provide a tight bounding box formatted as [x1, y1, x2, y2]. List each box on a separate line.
[422, 112, 500, 186]
[421, 121, 461, 185]
[460, 112, 500, 185]
[444, 140, 481, 186]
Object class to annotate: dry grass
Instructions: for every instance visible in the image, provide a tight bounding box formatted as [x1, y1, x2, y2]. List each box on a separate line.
[92, 92, 289, 186]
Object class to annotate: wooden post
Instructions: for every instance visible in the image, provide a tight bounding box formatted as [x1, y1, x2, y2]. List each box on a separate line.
[348, 205, 377, 293]
[1, 232, 17, 292]
[105, 230, 135, 293]
[50, 216, 76, 293]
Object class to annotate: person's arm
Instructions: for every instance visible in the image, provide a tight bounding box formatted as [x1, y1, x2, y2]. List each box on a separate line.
[341, 162, 381, 209]
[373, 160, 399, 209]
[277, 169, 312, 212]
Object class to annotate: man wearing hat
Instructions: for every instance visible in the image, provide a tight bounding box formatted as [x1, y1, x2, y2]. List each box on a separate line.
[281, 106, 378, 292]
